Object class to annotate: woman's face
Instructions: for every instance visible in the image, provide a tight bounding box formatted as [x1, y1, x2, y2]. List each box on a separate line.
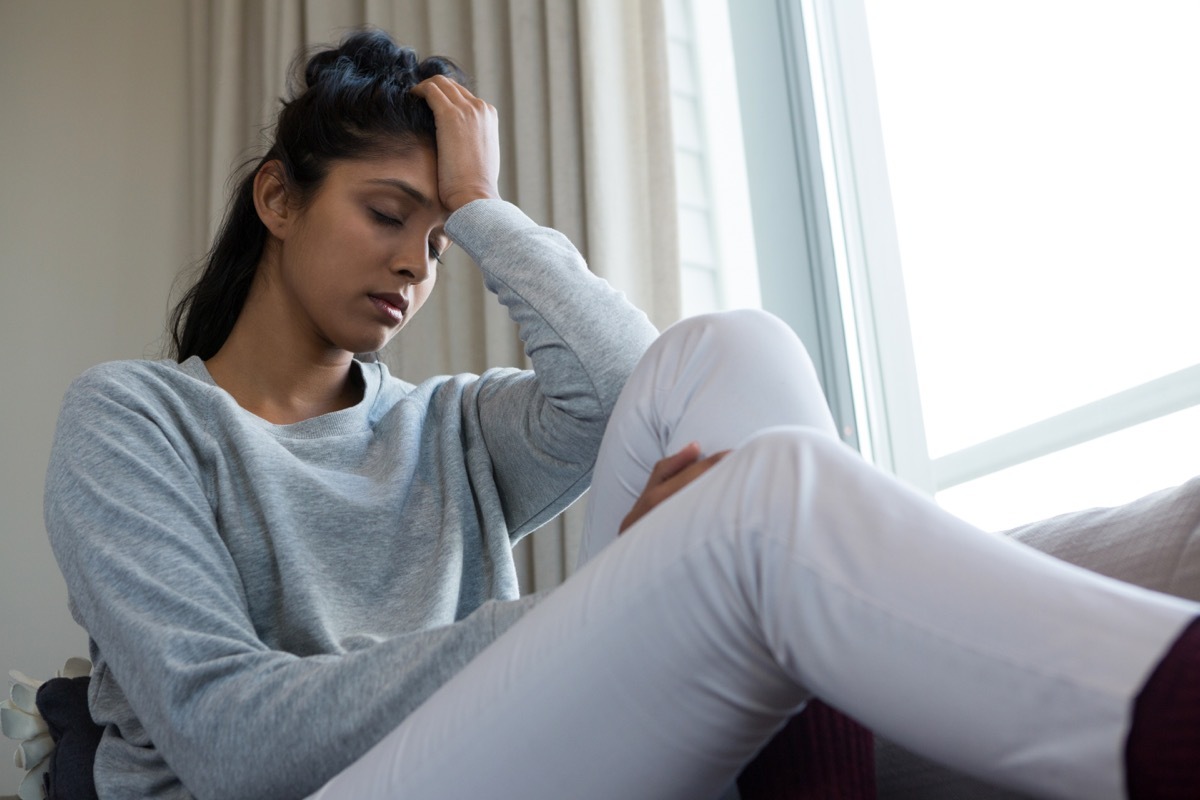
[274, 144, 450, 355]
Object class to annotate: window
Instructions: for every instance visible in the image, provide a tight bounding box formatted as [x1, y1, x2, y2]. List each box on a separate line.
[664, 0, 760, 317]
[669, 0, 866, 453]
[679, 0, 1200, 531]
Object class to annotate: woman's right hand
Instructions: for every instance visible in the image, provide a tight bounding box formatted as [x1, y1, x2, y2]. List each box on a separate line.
[619, 443, 730, 534]
[410, 75, 501, 212]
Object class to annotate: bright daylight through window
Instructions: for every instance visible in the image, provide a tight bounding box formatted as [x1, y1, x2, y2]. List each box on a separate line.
[861, 0, 1200, 529]
[665, 0, 760, 318]
[674, 0, 1200, 533]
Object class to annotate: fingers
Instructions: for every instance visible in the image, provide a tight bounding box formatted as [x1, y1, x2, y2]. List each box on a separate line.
[410, 73, 472, 99]
[646, 441, 702, 484]
[410, 75, 483, 113]
[409, 76, 501, 211]
[652, 449, 729, 501]
[619, 445, 731, 534]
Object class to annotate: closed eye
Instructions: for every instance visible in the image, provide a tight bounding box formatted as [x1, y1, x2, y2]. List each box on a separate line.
[373, 208, 445, 264]
[370, 208, 403, 227]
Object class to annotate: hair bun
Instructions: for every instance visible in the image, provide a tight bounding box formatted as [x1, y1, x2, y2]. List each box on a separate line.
[302, 29, 424, 91]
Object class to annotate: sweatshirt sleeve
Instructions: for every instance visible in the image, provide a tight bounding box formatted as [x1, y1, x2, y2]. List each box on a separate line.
[44, 366, 537, 800]
[445, 200, 659, 537]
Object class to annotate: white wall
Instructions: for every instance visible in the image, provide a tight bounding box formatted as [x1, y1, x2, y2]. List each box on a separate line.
[0, 1, 191, 792]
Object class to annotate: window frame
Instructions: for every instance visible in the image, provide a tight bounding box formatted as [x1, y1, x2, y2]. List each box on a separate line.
[725, 0, 929, 480]
[730, 0, 1200, 501]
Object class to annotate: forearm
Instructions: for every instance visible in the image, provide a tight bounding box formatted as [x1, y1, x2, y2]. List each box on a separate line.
[100, 605, 517, 800]
[446, 199, 658, 418]
[445, 200, 659, 534]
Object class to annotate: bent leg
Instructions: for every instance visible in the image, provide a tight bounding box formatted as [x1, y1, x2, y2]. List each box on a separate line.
[308, 429, 1197, 800]
[579, 309, 838, 566]
[574, 309, 867, 797]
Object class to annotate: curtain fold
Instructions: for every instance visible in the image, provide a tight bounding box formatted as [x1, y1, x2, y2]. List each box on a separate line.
[580, 0, 679, 327]
[185, 0, 678, 592]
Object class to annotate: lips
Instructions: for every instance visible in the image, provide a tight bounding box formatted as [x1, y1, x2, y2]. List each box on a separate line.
[368, 293, 408, 323]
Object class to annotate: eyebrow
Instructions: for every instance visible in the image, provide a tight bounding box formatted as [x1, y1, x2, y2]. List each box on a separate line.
[365, 178, 434, 209]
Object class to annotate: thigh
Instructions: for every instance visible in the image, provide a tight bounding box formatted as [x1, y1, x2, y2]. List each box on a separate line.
[305, 475, 807, 800]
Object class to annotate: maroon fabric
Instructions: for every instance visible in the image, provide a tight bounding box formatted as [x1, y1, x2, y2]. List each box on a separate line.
[1126, 616, 1200, 799]
[737, 700, 876, 800]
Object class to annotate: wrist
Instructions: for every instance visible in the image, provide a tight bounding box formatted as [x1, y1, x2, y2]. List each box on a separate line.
[446, 186, 500, 213]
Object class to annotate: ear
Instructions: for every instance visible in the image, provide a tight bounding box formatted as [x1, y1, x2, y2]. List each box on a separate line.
[253, 161, 292, 239]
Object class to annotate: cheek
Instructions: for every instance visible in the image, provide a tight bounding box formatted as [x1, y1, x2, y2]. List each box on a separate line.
[408, 275, 438, 318]
[295, 222, 378, 289]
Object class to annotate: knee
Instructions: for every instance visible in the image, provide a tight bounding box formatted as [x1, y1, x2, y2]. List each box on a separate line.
[653, 309, 819, 378]
[661, 308, 802, 352]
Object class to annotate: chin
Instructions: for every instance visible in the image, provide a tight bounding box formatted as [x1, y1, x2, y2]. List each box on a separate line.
[337, 330, 399, 356]
[341, 341, 389, 358]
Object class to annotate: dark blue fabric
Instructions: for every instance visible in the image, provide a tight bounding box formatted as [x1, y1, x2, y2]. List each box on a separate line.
[35, 676, 102, 800]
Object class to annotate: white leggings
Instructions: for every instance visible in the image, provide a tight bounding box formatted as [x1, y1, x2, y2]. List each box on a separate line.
[308, 310, 1197, 800]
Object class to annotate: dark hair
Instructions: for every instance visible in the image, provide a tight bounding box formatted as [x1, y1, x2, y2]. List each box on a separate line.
[169, 29, 467, 361]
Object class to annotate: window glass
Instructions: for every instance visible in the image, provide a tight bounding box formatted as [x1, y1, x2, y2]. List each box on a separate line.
[668, 0, 761, 316]
[937, 404, 1200, 532]
[862, 0, 1200, 458]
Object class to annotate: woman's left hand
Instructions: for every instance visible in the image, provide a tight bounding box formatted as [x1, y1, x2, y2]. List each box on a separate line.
[410, 75, 501, 212]
[619, 443, 730, 534]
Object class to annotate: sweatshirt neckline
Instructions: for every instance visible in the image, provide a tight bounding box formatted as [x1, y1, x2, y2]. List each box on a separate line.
[178, 356, 382, 438]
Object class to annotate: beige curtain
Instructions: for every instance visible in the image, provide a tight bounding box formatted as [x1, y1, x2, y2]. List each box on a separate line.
[186, 0, 678, 593]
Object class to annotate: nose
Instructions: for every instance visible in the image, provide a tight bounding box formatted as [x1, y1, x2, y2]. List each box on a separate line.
[393, 262, 429, 285]
[391, 241, 433, 284]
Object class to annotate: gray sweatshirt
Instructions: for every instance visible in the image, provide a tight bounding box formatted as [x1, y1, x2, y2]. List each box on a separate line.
[44, 199, 658, 800]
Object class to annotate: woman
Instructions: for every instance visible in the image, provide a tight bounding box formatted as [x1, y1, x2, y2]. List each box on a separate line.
[45, 29, 1198, 800]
